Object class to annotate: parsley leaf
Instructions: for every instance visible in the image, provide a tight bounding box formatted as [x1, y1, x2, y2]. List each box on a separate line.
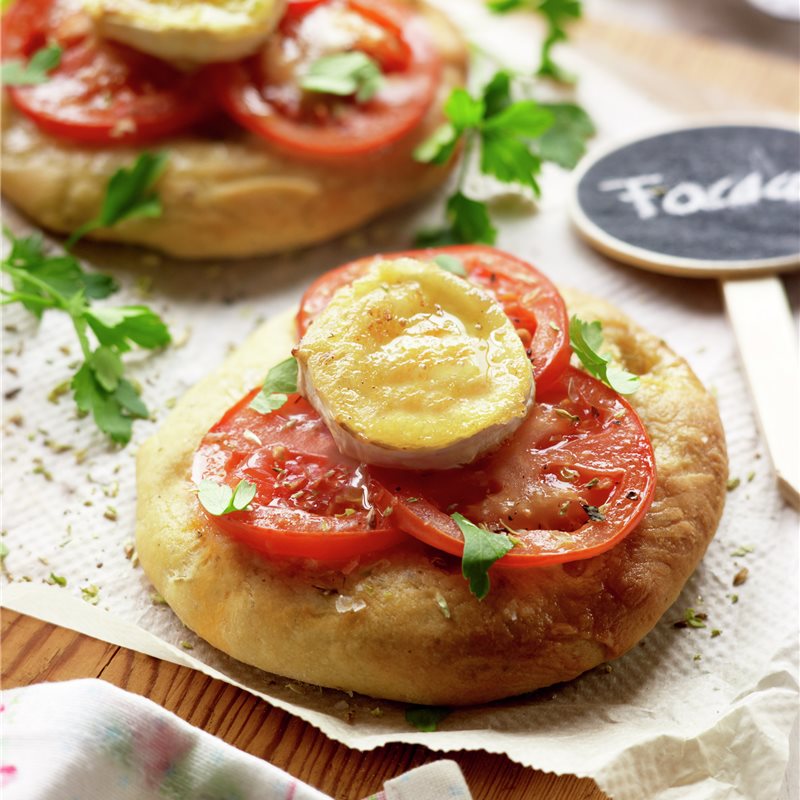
[453, 512, 513, 600]
[85, 306, 171, 352]
[67, 152, 169, 247]
[432, 254, 467, 276]
[538, 102, 595, 168]
[301, 52, 383, 103]
[413, 88, 485, 166]
[198, 479, 257, 516]
[416, 82, 553, 195]
[2, 230, 117, 318]
[482, 101, 554, 138]
[72, 365, 148, 444]
[569, 316, 640, 395]
[415, 70, 566, 243]
[481, 70, 513, 117]
[1, 155, 171, 444]
[0, 44, 62, 86]
[537, 0, 582, 82]
[81, 584, 100, 605]
[413, 122, 460, 165]
[488, 0, 582, 83]
[446, 192, 497, 244]
[683, 608, 707, 629]
[415, 192, 497, 247]
[445, 87, 486, 129]
[405, 706, 452, 732]
[486, 0, 528, 10]
[250, 357, 298, 414]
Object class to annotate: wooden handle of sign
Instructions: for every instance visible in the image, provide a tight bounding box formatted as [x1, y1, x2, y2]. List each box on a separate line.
[722, 276, 800, 510]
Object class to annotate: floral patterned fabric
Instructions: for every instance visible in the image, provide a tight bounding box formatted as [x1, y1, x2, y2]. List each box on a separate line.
[0, 680, 471, 800]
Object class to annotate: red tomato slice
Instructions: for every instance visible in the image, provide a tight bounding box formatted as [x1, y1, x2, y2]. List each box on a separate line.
[2, 0, 213, 144]
[373, 367, 656, 567]
[282, 0, 330, 22]
[296, 245, 572, 390]
[192, 389, 405, 562]
[208, 0, 441, 158]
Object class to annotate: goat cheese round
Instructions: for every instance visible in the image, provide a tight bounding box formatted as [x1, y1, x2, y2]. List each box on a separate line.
[84, 0, 287, 63]
[294, 257, 534, 470]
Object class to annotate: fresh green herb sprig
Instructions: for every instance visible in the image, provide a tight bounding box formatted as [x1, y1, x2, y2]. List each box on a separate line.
[415, 73, 551, 245]
[453, 512, 513, 600]
[1, 44, 62, 86]
[197, 479, 257, 516]
[569, 316, 639, 395]
[414, 71, 593, 246]
[67, 152, 169, 247]
[1, 154, 172, 443]
[250, 357, 298, 413]
[301, 52, 383, 103]
[432, 253, 467, 276]
[487, 0, 582, 83]
[405, 705, 452, 732]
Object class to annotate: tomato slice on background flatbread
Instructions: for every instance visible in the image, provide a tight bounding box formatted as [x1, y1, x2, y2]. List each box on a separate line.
[208, 0, 441, 158]
[1, 0, 213, 144]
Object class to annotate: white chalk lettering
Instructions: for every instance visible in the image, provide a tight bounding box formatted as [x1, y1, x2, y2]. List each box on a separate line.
[598, 174, 663, 220]
[598, 170, 800, 219]
[763, 171, 800, 202]
[704, 177, 735, 210]
[727, 172, 763, 207]
[662, 182, 706, 216]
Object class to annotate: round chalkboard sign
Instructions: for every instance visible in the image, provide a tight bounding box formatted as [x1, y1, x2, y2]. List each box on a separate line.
[570, 124, 800, 277]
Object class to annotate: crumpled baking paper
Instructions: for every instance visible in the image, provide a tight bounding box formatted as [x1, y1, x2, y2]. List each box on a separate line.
[2, 2, 798, 799]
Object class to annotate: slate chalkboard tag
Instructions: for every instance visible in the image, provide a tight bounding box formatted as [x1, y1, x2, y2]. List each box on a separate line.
[569, 123, 800, 509]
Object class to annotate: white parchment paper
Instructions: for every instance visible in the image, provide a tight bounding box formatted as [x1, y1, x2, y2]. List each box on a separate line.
[2, 3, 798, 798]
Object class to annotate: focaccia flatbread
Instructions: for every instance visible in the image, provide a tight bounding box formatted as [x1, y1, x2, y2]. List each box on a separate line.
[1, 2, 467, 259]
[135, 289, 727, 705]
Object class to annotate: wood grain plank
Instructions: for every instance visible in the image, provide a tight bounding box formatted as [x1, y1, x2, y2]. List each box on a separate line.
[576, 17, 799, 114]
[1, 607, 119, 685]
[1, 610, 607, 800]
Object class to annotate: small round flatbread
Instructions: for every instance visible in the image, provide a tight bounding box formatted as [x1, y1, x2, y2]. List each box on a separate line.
[135, 291, 727, 705]
[0, 2, 467, 259]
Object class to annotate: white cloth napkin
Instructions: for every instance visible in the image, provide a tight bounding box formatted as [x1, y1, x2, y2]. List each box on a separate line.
[0, 679, 472, 800]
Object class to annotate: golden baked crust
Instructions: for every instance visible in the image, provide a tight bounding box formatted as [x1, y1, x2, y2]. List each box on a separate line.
[0, 2, 467, 259]
[135, 290, 727, 705]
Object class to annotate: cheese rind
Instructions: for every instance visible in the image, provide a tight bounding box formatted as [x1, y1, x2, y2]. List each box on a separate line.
[84, 0, 287, 63]
[294, 258, 534, 470]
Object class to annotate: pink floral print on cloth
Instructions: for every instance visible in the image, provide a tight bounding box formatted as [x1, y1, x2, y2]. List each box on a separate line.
[0, 679, 471, 800]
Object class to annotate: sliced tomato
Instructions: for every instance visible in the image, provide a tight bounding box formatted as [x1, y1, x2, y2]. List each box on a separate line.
[373, 367, 656, 567]
[192, 389, 404, 562]
[296, 245, 572, 390]
[2, 0, 52, 57]
[208, 0, 441, 158]
[282, 0, 330, 22]
[2, 0, 213, 144]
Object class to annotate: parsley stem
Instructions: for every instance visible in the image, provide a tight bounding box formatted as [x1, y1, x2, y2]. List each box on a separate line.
[2, 260, 92, 359]
[1, 290, 53, 308]
[72, 316, 93, 361]
[2, 263, 67, 309]
[65, 222, 97, 250]
[456, 130, 477, 192]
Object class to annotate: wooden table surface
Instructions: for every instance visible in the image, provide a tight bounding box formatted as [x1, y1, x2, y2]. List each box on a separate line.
[2, 17, 796, 800]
